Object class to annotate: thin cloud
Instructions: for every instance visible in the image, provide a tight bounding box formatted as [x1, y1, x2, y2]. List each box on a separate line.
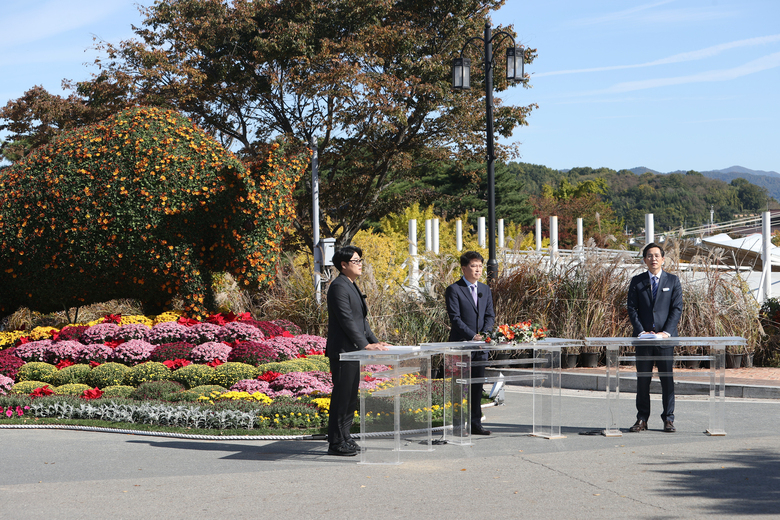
[537, 35, 780, 77]
[605, 51, 780, 93]
[569, 0, 675, 26]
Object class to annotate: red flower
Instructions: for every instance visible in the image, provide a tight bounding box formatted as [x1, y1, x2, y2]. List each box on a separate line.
[89, 361, 102, 368]
[82, 387, 104, 400]
[258, 370, 281, 382]
[104, 340, 124, 349]
[363, 375, 376, 382]
[103, 314, 122, 324]
[206, 314, 227, 326]
[206, 358, 224, 367]
[30, 385, 54, 398]
[162, 358, 191, 370]
[16, 336, 30, 347]
[177, 317, 200, 327]
[281, 330, 293, 338]
[51, 331, 61, 341]
[56, 360, 75, 370]
[236, 312, 252, 321]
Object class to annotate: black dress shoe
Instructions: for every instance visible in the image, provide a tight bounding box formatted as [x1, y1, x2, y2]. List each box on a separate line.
[628, 420, 648, 432]
[327, 442, 358, 456]
[663, 420, 676, 432]
[472, 424, 492, 435]
[346, 437, 360, 449]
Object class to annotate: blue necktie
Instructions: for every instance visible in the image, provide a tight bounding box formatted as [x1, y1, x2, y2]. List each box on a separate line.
[651, 275, 658, 301]
[470, 284, 478, 307]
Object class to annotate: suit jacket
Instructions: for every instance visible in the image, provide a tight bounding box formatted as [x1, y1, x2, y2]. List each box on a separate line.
[445, 278, 495, 341]
[627, 270, 683, 337]
[325, 273, 379, 356]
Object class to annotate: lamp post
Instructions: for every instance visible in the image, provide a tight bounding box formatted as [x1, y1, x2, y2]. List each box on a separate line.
[453, 21, 525, 282]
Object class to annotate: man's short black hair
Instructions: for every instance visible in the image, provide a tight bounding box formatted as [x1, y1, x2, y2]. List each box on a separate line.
[643, 243, 665, 258]
[333, 245, 363, 273]
[460, 250, 484, 267]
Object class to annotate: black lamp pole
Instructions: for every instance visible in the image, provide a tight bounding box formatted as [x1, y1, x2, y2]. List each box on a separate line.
[453, 21, 524, 283]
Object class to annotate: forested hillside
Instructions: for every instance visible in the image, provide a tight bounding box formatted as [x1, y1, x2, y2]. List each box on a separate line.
[506, 163, 776, 234]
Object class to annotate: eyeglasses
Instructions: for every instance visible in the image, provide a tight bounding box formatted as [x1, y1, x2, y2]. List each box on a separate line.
[349, 258, 364, 265]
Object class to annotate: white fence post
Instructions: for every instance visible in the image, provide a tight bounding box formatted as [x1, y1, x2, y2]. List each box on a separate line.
[645, 213, 654, 246]
[433, 218, 440, 254]
[478, 217, 486, 248]
[761, 211, 772, 302]
[535, 217, 542, 251]
[456, 219, 463, 252]
[408, 219, 419, 289]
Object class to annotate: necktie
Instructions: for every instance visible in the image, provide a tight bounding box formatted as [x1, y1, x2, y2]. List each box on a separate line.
[651, 275, 658, 301]
[470, 284, 478, 307]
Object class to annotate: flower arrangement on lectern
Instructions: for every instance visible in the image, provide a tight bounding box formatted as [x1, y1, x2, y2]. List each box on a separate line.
[484, 321, 548, 345]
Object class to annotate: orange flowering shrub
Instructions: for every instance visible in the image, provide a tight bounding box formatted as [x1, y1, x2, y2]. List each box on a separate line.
[0, 107, 306, 318]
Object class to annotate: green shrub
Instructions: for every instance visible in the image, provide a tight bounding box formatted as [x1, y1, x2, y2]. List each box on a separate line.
[171, 364, 214, 389]
[124, 362, 172, 387]
[176, 385, 227, 401]
[11, 381, 50, 394]
[51, 364, 92, 386]
[258, 356, 329, 375]
[0, 106, 307, 317]
[87, 362, 130, 389]
[101, 385, 135, 398]
[54, 383, 91, 396]
[210, 362, 258, 388]
[129, 380, 185, 401]
[16, 362, 58, 383]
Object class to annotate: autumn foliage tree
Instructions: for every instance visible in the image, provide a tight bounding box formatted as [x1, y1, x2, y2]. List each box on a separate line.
[1, 0, 537, 248]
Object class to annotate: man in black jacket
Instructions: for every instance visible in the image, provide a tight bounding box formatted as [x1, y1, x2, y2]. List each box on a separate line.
[626, 242, 683, 433]
[445, 251, 495, 435]
[325, 245, 390, 456]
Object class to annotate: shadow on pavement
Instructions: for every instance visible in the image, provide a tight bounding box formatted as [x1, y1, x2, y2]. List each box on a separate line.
[124, 438, 344, 462]
[649, 449, 780, 516]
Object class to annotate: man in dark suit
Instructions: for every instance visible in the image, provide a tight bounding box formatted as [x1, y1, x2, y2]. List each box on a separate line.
[445, 251, 495, 435]
[626, 242, 683, 433]
[326, 245, 390, 456]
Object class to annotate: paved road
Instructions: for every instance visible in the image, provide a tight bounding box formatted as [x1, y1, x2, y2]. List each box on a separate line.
[2, 388, 779, 520]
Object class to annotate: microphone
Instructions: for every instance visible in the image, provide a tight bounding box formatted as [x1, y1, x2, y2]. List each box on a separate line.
[478, 293, 483, 298]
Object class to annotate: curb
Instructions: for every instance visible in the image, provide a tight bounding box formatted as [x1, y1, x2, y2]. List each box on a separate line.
[485, 368, 780, 399]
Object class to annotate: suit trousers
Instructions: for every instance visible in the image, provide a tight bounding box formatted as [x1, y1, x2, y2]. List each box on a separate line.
[635, 344, 675, 422]
[471, 350, 488, 426]
[327, 353, 360, 446]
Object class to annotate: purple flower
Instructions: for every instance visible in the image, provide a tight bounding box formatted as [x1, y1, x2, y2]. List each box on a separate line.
[217, 322, 265, 343]
[80, 323, 120, 344]
[114, 323, 151, 342]
[262, 336, 305, 361]
[49, 340, 84, 363]
[0, 374, 14, 396]
[190, 342, 232, 363]
[294, 334, 327, 354]
[269, 371, 333, 397]
[182, 322, 222, 345]
[71, 343, 114, 364]
[229, 379, 272, 394]
[111, 339, 156, 365]
[147, 322, 188, 345]
[14, 340, 54, 362]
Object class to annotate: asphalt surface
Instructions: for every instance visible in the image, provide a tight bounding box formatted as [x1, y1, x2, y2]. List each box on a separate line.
[2, 387, 779, 520]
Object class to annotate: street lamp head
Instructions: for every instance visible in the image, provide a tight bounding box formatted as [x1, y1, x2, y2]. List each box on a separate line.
[506, 46, 524, 82]
[452, 57, 471, 89]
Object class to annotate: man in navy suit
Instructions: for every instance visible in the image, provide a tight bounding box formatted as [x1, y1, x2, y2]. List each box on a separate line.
[626, 242, 683, 433]
[326, 245, 390, 456]
[445, 251, 495, 435]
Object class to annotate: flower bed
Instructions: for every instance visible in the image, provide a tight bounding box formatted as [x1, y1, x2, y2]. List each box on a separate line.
[0, 311, 446, 432]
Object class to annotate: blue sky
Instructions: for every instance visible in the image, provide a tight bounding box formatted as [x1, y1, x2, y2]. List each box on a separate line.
[1, 0, 778, 174]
